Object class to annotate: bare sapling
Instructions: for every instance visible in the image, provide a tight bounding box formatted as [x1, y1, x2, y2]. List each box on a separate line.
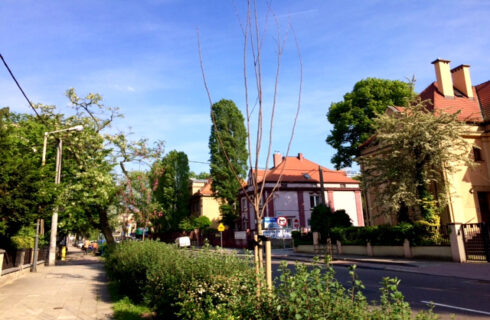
[198, 0, 302, 289]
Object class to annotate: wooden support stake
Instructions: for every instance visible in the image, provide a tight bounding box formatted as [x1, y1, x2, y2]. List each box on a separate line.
[265, 238, 272, 290]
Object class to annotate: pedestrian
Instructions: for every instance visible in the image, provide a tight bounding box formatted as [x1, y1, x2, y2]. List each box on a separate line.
[91, 241, 99, 255]
[82, 239, 90, 255]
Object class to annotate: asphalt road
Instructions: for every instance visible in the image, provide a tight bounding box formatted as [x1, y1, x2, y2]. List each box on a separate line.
[272, 259, 490, 320]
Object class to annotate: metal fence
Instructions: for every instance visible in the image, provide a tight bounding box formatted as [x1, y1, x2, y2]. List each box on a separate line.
[461, 223, 490, 262]
[2, 247, 50, 271]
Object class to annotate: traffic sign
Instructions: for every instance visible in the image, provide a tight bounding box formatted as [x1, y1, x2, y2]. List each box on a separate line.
[277, 216, 288, 227]
[217, 223, 225, 232]
[293, 218, 300, 229]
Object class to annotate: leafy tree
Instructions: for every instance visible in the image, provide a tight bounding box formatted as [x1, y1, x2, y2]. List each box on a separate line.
[209, 99, 248, 227]
[109, 131, 165, 239]
[310, 204, 352, 241]
[327, 78, 414, 169]
[0, 108, 57, 248]
[189, 171, 209, 179]
[153, 150, 190, 231]
[359, 98, 471, 222]
[178, 216, 211, 233]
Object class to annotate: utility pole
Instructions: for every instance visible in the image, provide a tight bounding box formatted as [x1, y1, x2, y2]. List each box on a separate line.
[319, 166, 326, 204]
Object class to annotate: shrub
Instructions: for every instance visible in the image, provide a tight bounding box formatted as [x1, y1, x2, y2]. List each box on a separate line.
[11, 226, 36, 249]
[311, 204, 352, 241]
[105, 241, 255, 318]
[330, 222, 449, 246]
[105, 241, 438, 319]
[291, 231, 313, 247]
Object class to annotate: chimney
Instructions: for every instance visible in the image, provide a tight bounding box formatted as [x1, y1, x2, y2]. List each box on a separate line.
[451, 64, 473, 99]
[432, 58, 454, 98]
[273, 152, 282, 167]
[297, 153, 304, 161]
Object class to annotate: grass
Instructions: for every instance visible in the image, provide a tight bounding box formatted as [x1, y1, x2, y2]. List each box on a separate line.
[108, 282, 154, 320]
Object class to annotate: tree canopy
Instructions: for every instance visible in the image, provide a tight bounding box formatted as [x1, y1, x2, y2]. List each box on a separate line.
[327, 78, 414, 169]
[153, 150, 190, 232]
[209, 99, 248, 226]
[359, 98, 471, 223]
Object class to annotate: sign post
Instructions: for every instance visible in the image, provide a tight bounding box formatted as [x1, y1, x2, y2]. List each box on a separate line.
[277, 216, 288, 249]
[217, 223, 225, 248]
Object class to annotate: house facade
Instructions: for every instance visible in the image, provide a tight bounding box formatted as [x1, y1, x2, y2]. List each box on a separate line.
[361, 59, 490, 226]
[239, 153, 364, 231]
[189, 178, 222, 228]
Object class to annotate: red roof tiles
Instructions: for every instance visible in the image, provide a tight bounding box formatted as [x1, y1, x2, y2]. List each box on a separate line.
[420, 81, 483, 122]
[476, 81, 490, 121]
[251, 154, 359, 184]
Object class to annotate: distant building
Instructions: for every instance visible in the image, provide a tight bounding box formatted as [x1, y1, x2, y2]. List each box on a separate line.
[239, 153, 364, 231]
[189, 178, 222, 228]
[361, 59, 490, 225]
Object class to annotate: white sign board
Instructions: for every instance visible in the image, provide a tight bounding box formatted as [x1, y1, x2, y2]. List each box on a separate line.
[234, 231, 247, 240]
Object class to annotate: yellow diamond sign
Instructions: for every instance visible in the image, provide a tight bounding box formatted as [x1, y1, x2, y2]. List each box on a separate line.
[217, 223, 225, 232]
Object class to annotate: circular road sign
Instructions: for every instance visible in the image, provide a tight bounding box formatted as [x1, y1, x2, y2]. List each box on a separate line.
[277, 216, 288, 227]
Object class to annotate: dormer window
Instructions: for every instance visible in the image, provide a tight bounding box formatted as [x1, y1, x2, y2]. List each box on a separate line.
[303, 173, 311, 180]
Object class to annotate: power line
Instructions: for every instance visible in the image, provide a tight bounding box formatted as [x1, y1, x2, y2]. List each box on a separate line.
[0, 53, 42, 120]
[189, 160, 210, 165]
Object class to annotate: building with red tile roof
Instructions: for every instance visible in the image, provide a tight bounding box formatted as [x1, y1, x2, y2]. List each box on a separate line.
[239, 153, 364, 231]
[189, 178, 222, 228]
[361, 59, 490, 226]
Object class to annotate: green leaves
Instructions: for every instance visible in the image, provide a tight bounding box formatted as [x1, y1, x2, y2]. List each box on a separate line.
[209, 99, 248, 221]
[360, 96, 470, 221]
[327, 78, 414, 169]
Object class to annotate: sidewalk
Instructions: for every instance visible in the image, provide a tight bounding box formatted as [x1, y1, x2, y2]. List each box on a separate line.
[271, 249, 490, 282]
[0, 247, 112, 320]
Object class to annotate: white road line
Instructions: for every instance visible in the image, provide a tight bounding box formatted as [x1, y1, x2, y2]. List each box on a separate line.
[421, 301, 490, 316]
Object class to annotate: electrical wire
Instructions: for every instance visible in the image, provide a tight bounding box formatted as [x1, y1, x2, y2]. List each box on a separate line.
[0, 53, 44, 122]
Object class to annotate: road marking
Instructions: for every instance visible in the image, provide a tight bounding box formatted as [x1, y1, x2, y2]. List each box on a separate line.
[421, 301, 490, 316]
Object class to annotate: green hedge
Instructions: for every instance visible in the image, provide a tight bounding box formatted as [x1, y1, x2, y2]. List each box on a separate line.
[105, 241, 437, 319]
[295, 222, 449, 247]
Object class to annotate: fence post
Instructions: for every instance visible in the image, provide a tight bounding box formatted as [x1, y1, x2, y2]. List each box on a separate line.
[313, 232, 319, 254]
[449, 223, 466, 263]
[367, 242, 374, 257]
[15, 249, 26, 269]
[336, 240, 342, 255]
[403, 239, 412, 258]
[0, 249, 4, 275]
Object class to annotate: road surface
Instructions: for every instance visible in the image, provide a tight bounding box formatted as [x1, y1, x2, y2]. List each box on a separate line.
[272, 259, 490, 320]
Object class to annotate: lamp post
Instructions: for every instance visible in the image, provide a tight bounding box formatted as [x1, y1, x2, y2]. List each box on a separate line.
[32, 125, 83, 269]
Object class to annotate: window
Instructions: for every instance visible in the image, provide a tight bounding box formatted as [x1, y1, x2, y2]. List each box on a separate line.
[241, 198, 248, 212]
[310, 193, 321, 208]
[473, 147, 483, 162]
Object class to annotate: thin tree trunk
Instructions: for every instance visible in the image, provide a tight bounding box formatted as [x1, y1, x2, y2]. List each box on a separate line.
[98, 209, 115, 245]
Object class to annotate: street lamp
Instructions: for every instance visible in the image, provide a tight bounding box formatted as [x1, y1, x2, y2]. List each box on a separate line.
[32, 125, 84, 270]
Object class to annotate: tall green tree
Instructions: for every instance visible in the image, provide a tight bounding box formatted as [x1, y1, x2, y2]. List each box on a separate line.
[359, 98, 471, 223]
[0, 89, 122, 246]
[153, 150, 190, 231]
[209, 99, 248, 226]
[327, 78, 414, 169]
[0, 108, 56, 245]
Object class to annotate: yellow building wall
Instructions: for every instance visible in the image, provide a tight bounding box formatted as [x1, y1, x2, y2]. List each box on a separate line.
[446, 126, 490, 224]
[362, 124, 490, 225]
[201, 196, 222, 228]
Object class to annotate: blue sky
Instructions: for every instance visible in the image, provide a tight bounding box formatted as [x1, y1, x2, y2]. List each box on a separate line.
[1, 0, 489, 174]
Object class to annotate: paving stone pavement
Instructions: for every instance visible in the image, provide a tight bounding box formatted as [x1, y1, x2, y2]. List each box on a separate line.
[0, 248, 113, 320]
